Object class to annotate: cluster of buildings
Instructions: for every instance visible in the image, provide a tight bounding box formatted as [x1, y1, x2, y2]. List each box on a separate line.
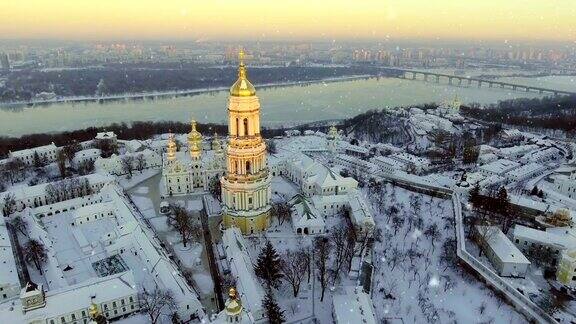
[0, 183, 205, 323]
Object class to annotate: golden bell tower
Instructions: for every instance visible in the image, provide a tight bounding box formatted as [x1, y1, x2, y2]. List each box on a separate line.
[221, 48, 272, 235]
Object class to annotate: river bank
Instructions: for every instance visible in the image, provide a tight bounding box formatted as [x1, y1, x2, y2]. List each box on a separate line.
[0, 74, 376, 107]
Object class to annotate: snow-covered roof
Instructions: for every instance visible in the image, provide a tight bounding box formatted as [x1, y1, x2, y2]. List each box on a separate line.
[0, 217, 20, 291]
[332, 286, 376, 324]
[290, 195, 325, 229]
[390, 152, 429, 166]
[348, 191, 375, 229]
[221, 228, 264, 318]
[10, 142, 58, 157]
[73, 148, 101, 159]
[512, 225, 576, 250]
[95, 131, 116, 140]
[476, 226, 530, 264]
[507, 163, 546, 179]
[0, 173, 114, 202]
[0, 271, 137, 323]
[479, 159, 520, 175]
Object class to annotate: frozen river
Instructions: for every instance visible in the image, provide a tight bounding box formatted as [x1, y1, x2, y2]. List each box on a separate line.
[0, 74, 573, 137]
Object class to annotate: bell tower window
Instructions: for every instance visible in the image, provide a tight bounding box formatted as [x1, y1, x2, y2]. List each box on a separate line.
[243, 118, 249, 136]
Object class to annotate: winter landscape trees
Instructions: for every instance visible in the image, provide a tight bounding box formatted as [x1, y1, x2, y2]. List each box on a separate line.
[138, 286, 177, 324]
[23, 239, 48, 274]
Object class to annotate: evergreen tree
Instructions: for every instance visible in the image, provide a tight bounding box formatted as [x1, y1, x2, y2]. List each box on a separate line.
[469, 184, 481, 207]
[254, 240, 283, 289]
[530, 186, 539, 196]
[262, 286, 285, 324]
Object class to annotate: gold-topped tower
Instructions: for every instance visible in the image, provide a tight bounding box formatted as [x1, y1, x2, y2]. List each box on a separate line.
[221, 48, 272, 235]
[166, 133, 177, 162]
[188, 119, 202, 160]
[229, 48, 256, 97]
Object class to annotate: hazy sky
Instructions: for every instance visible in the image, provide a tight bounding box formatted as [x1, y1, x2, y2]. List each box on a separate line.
[2, 0, 575, 42]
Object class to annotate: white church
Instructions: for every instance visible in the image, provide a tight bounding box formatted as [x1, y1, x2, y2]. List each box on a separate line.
[161, 120, 226, 197]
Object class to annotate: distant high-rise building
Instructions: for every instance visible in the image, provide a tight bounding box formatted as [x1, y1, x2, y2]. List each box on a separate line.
[0, 52, 10, 70]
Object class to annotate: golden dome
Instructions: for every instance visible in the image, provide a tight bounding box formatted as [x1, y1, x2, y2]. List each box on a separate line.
[88, 302, 100, 319]
[188, 120, 202, 142]
[225, 287, 243, 315]
[230, 49, 256, 97]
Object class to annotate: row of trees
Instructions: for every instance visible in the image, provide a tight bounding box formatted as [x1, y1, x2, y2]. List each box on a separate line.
[44, 177, 93, 205]
[1, 65, 385, 102]
[461, 95, 576, 134]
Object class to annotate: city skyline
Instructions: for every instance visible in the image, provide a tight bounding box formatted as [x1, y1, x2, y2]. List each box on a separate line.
[2, 0, 575, 42]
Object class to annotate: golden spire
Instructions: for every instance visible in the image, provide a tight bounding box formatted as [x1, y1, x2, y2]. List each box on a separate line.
[230, 47, 256, 97]
[188, 119, 202, 159]
[225, 287, 243, 316]
[167, 133, 177, 162]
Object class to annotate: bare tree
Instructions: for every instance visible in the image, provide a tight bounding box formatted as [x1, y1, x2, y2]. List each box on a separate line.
[139, 286, 177, 324]
[3, 158, 26, 185]
[314, 237, 332, 302]
[424, 223, 441, 252]
[208, 176, 221, 201]
[271, 201, 291, 225]
[77, 160, 95, 175]
[10, 215, 28, 235]
[135, 154, 146, 172]
[57, 150, 67, 178]
[474, 225, 498, 257]
[121, 155, 135, 177]
[330, 222, 354, 283]
[280, 249, 308, 297]
[2, 193, 17, 216]
[23, 239, 48, 274]
[166, 204, 200, 248]
[63, 142, 82, 164]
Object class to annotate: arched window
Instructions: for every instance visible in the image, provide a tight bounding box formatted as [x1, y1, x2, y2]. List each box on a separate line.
[236, 118, 239, 136]
[243, 118, 249, 136]
[246, 161, 251, 174]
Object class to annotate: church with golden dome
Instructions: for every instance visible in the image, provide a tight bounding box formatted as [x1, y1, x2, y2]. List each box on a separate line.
[161, 120, 226, 197]
[220, 49, 272, 235]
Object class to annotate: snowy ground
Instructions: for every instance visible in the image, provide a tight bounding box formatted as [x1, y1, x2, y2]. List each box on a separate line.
[127, 174, 218, 314]
[367, 183, 527, 323]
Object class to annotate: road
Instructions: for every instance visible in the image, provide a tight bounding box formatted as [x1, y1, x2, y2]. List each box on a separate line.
[199, 205, 225, 311]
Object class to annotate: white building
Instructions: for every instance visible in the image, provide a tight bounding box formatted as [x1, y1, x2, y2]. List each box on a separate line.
[72, 148, 101, 166]
[0, 272, 140, 324]
[506, 163, 547, 183]
[511, 225, 576, 262]
[335, 154, 379, 176]
[557, 250, 576, 288]
[499, 144, 539, 159]
[220, 227, 265, 322]
[552, 171, 576, 200]
[479, 159, 520, 177]
[95, 131, 117, 145]
[289, 195, 326, 235]
[9, 142, 59, 166]
[94, 149, 161, 175]
[520, 147, 562, 164]
[162, 124, 225, 197]
[475, 225, 530, 277]
[332, 286, 377, 324]
[377, 152, 430, 174]
[0, 173, 115, 213]
[0, 216, 20, 302]
[11, 184, 205, 322]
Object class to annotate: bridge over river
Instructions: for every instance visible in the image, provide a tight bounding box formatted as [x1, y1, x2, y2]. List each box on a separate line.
[383, 68, 576, 96]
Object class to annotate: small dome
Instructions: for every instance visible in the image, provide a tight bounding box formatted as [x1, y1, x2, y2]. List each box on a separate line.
[225, 287, 243, 316]
[230, 49, 256, 97]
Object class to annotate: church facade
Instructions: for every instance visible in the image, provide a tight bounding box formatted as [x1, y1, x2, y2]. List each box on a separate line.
[220, 50, 272, 235]
[161, 121, 225, 197]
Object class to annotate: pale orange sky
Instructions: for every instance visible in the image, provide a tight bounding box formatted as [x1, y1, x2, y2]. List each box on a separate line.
[1, 0, 575, 41]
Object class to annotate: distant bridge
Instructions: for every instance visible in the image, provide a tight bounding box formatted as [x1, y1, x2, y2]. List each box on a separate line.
[383, 68, 576, 96]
